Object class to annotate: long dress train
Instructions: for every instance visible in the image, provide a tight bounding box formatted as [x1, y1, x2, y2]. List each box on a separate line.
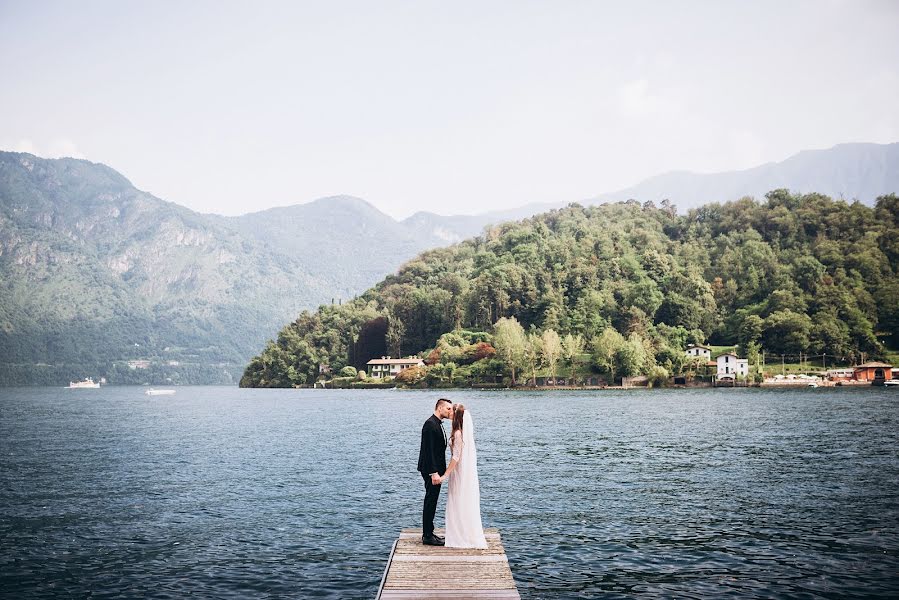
[444, 410, 488, 548]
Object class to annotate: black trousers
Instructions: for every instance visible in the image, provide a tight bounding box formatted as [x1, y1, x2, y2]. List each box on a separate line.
[421, 472, 442, 537]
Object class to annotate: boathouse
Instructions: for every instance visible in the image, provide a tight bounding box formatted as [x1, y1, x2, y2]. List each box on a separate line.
[853, 361, 893, 384]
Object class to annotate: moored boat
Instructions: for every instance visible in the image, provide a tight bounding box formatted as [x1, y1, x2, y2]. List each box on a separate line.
[68, 378, 100, 389]
[145, 388, 176, 396]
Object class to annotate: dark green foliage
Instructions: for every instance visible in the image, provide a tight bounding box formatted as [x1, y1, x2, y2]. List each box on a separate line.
[243, 191, 898, 387]
[240, 301, 383, 387]
[354, 316, 388, 370]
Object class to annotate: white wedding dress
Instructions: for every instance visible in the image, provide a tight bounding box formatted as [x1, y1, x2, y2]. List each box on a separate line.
[444, 410, 488, 548]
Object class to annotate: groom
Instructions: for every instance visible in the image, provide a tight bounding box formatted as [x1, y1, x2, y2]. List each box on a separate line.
[417, 398, 452, 546]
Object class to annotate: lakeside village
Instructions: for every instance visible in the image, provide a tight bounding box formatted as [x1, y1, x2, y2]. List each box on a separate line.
[313, 340, 898, 390]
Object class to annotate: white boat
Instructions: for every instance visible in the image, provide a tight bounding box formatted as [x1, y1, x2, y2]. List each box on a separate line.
[145, 388, 176, 396]
[884, 380, 899, 387]
[807, 382, 819, 388]
[68, 378, 100, 389]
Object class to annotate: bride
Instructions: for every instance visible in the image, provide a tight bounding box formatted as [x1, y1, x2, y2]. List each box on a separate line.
[437, 404, 487, 548]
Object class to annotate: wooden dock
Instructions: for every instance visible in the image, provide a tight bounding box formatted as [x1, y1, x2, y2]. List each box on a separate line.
[377, 528, 520, 599]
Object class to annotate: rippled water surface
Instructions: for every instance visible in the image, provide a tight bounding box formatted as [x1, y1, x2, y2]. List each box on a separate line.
[1, 386, 898, 598]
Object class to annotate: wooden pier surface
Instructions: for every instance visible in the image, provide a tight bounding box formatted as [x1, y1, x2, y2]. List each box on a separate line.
[377, 528, 520, 599]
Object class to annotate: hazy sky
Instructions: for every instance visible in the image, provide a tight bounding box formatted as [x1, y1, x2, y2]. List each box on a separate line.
[2, 1, 898, 219]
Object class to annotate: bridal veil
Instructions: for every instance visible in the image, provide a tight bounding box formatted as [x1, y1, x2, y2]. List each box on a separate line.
[444, 410, 488, 548]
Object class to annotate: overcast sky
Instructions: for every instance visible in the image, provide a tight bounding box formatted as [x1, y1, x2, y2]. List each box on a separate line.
[2, 0, 897, 219]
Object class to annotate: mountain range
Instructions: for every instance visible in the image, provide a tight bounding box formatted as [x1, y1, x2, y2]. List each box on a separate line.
[591, 142, 899, 208]
[1, 141, 896, 384]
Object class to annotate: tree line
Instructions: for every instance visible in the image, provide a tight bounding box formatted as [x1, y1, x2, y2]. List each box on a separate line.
[240, 191, 899, 387]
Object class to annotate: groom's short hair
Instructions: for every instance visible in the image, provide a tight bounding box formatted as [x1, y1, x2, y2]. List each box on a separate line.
[435, 398, 452, 409]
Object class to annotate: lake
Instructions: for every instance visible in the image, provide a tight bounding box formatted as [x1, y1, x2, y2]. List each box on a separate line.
[1, 386, 897, 598]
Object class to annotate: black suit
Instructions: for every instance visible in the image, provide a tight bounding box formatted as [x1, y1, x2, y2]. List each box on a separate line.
[417, 414, 447, 537]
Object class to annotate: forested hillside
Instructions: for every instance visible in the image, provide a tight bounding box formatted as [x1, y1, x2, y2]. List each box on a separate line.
[241, 191, 899, 387]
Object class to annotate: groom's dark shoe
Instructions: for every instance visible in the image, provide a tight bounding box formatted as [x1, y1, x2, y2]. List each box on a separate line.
[422, 534, 445, 546]
[433, 534, 445, 542]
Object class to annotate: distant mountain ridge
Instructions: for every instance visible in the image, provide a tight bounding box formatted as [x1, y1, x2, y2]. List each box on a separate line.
[211, 195, 445, 301]
[590, 142, 899, 209]
[388, 143, 899, 244]
[1, 141, 896, 384]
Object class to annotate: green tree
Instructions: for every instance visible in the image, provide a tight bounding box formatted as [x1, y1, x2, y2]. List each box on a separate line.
[525, 332, 543, 386]
[738, 314, 764, 349]
[429, 362, 458, 385]
[592, 328, 626, 381]
[647, 365, 670, 387]
[386, 315, 406, 357]
[873, 280, 899, 346]
[616, 333, 648, 379]
[762, 310, 813, 355]
[541, 329, 562, 383]
[744, 341, 762, 381]
[492, 317, 528, 385]
[561, 333, 586, 375]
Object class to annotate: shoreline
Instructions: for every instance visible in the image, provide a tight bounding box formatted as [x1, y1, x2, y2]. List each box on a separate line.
[10, 381, 888, 390]
[298, 381, 888, 391]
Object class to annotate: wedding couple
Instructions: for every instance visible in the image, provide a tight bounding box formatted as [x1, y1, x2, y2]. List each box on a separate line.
[416, 398, 487, 548]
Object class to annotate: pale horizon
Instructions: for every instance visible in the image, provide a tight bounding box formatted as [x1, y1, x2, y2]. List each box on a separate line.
[2, 0, 898, 220]
[5, 139, 896, 221]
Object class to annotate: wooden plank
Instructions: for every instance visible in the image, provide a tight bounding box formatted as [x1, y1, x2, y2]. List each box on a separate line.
[380, 592, 520, 599]
[377, 528, 519, 600]
[399, 527, 500, 537]
[392, 555, 508, 562]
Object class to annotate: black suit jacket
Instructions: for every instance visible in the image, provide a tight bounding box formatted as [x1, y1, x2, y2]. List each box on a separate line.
[417, 414, 447, 476]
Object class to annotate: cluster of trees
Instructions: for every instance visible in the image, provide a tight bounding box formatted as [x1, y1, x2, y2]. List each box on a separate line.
[241, 191, 899, 388]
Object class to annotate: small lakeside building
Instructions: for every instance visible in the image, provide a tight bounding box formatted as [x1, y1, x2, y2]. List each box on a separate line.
[825, 368, 855, 382]
[853, 361, 893, 384]
[716, 352, 749, 378]
[685, 344, 712, 361]
[367, 356, 426, 379]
